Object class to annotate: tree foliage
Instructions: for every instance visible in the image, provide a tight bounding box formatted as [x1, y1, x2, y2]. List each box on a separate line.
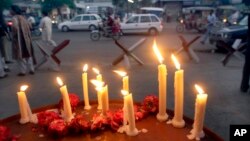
[40, 0, 75, 13]
[0, 0, 12, 10]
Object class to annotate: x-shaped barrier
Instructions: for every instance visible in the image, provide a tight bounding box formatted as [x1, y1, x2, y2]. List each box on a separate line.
[112, 38, 146, 67]
[34, 40, 70, 70]
[219, 39, 246, 66]
[175, 35, 200, 63]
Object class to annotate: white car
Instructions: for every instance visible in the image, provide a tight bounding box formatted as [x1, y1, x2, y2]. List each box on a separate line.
[58, 14, 102, 32]
[120, 14, 163, 35]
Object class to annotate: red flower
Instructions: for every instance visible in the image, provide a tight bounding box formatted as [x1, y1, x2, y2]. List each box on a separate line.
[108, 110, 123, 131]
[68, 115, 90, 134]
[90, 114, 109, 131]
[37, 111, 61, 128]
[134, 105, 147, 121]
[48, 119, 67, 137]
[58, 93, 80, 111]
[142, 95, 159, 114]
[0, 125, 11, 141]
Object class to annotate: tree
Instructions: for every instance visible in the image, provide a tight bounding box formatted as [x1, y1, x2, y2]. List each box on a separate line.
[40, 0, 75, 21]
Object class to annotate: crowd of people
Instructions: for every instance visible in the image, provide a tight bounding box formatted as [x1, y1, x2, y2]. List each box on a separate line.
[0, 5, 57, 79]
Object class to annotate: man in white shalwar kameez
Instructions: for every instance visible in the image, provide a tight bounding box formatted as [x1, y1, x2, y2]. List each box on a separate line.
[39, 11, 60, 71]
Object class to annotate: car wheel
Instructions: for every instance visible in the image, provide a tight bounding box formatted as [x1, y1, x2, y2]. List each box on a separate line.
[148, 28, 158, 36]
[89, 25, 97, 31]
[62, 26, 69, 32]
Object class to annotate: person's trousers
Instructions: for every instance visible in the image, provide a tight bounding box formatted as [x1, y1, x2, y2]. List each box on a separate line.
[241, 49, 250, 90]
[0, 50, 5, 77]
[201, 25, 212, 43]
[0, 36, 11, 61]
[17, 57, 34, 74]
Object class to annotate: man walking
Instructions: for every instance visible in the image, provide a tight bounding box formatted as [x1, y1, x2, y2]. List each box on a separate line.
[10, 5, 35, 76]
[201, 10, 216, 44]
[39, 11, 56, 47]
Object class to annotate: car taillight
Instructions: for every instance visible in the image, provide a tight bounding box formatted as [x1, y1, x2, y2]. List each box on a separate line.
[7, 21, 13, 26]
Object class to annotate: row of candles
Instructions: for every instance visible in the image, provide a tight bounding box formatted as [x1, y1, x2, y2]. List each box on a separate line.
[16, 40, 208, 139]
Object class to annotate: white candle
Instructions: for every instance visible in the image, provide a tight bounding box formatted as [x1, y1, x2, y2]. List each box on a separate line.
[17, 85, 29, 124]
[121, 90, 138, 136]
[57, 77, 73, 122]
[187, 84, 208, 140]
[101, 85, 109, 115]
[93, 68, 102, 110]
[171, 54, 185, 128]
[114, 71, 129, 92]
[153, 39, 168, 122]
[82, 64, 91, 110]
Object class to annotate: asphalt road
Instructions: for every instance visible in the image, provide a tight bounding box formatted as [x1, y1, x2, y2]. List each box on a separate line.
[0, 23, 249, 141]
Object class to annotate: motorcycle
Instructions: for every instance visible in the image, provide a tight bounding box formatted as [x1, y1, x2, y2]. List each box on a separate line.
[176, 18, 206, 33]
[90, 23, 122, 41]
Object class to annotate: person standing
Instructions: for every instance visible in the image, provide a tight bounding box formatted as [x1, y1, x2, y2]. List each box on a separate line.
[39, 11, 57, 47]
[200, 10, 216, 44]
[240, 13, 250, 92]
[10, 5, 35, 76]
[0, 15, 7, 78]
[27, 14, 36, 28]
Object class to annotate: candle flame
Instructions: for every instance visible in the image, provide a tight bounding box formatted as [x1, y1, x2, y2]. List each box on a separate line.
[153, 39, 164, 64]
[171, 54, 181, 70]
[195, 84, 204, 94]
[83, 64, 88, 72]
[121, 90, 129, 96]
[91, 80, 104, 88]
[92, 68, 100, 75]
[20, 85, 28, 92]
[114, 70, 127, 77]
[56, 77, 64, 86]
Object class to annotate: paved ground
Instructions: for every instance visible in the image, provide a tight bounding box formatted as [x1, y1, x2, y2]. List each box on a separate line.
[0, 22, 249, 141]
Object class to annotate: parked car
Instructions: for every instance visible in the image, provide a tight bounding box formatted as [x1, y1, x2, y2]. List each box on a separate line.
[210, 15, 248, 52]
[58, 14, 102, 32]
[120, 14, 163, 35]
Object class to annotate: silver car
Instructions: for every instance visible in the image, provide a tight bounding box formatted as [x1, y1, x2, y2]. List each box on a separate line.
[58, 14, 102, 32]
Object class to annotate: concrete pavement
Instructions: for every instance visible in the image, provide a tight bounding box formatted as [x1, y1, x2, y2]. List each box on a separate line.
[0, 22, 249, 141]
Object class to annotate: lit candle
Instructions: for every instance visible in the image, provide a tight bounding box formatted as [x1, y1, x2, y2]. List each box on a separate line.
[121, 90, 138, 136]
[114, 70, 129, 92]
[82, 64, 91, 110]
[91, 80, 108, 115]
[153, 39, 168, 122]
[171, 54, 185, 128]
[57, 77, 73, 122]
[93, 68, 102, 110]
[17, 85, 29, 124]
[121, 90, 128, 128]
[187, 84, 208, 140]
[102, 85, 109, 115]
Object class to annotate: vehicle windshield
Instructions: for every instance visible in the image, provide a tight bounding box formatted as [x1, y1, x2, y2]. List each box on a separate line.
[238, 16, 248, 26]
